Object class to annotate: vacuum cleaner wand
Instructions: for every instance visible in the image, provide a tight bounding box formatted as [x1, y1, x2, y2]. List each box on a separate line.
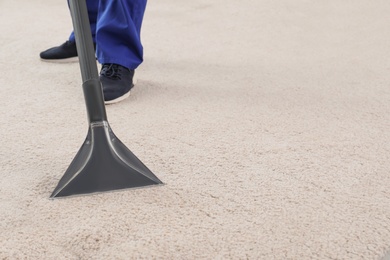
[50, 0, 163, 198]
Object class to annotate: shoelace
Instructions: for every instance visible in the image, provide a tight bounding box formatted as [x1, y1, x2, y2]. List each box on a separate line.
[101, 64, 122, 80]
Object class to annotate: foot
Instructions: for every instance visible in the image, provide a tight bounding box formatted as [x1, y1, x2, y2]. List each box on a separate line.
[39, 41, 96, 63]
[100, 63, 135, 104]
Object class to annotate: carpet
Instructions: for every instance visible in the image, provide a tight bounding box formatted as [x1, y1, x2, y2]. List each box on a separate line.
[0, 0, 389, 259]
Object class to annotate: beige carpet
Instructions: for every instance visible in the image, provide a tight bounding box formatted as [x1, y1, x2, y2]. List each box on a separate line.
[1, 0, 390, 259]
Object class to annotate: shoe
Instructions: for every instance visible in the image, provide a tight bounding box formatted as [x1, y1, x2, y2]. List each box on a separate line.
[39, 41, 96, 63]
[100, 63, 135, 104]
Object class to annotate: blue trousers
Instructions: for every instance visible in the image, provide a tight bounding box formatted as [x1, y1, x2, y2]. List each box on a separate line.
[69, 0, 147, 70]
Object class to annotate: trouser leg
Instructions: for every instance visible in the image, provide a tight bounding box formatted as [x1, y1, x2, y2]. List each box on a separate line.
[96, 0, 147, 69]
[68, 0, 99, 42]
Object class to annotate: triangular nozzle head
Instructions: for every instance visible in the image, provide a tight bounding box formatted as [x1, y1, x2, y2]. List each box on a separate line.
[50, 121, 163, 198]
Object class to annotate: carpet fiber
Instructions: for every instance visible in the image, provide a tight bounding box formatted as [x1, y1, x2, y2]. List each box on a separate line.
[0, 0, 389, 259]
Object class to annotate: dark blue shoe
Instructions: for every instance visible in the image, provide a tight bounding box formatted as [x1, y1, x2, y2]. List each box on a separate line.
[100, 63, 135, 104]
[40, 41, 96, 63]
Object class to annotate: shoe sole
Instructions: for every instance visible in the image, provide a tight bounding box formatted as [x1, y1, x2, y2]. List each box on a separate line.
[104, 90, 131, 105]
[40, 57, 79, 63]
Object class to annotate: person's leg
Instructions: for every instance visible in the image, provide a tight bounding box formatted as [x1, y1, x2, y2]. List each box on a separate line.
[68, 0, 99, 43]
[96, 0, 147, 104]
[96, 0, 147, 70]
